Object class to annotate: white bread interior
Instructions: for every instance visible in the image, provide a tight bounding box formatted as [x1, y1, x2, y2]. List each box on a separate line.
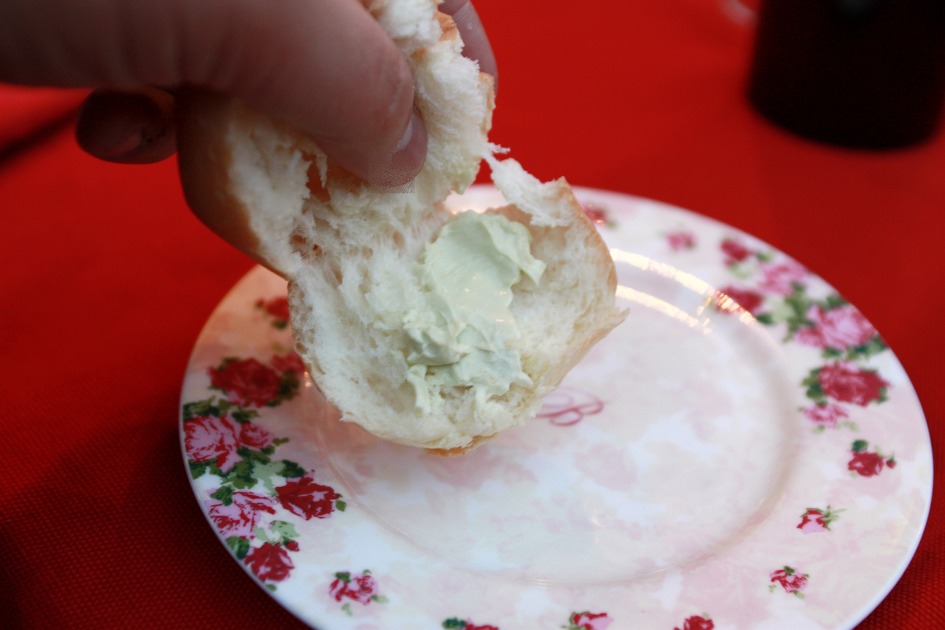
[177, 0, 625, 453]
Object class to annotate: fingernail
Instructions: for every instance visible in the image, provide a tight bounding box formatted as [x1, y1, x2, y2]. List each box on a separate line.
[98, 121, 172, 163]
[99, 127, 146, 159]
[75, 89, 176, 164]
[396, 109, 419, 153]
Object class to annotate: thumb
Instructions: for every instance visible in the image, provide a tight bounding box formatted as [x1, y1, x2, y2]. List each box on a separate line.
[0, 0, 425, 186]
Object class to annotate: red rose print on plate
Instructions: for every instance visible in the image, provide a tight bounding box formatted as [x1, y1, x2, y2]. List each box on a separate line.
[801, 403, 851, 431]
[257, 295, 291, 329]
[185, 415, 273, 472]
[207, 490, 277, 538]
[277, 475, 345, 519]
[714, 286, 765, 316]
[757, 260, 807, 296]
[580, 202, 615, 228]
[848, 440, 896, 477]
[270, 352, 306, 376]
[565, 611, 612, 630]
[184, 340, 345, 592]
[442, 619, 500, 630]
[210, 357, 284, 407]
[330, 570, 388, 614]
[795, 304, 878, 351]
[245, 541, 295, 583]
[209, 354, 303, 408]
[797, 506, 842, 533]
[674, 615, 714, 630]
[185, 415, 240, 472]
[666, 230, 697, 251]
[808, 361, 889, 406]
[721, 237, 754, 265]
[769, 566, 809, 597]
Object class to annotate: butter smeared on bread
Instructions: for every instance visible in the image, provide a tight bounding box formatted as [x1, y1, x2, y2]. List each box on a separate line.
[178, 0, 625, 453]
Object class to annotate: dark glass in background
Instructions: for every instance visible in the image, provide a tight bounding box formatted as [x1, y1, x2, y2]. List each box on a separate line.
[748, 0, 945, 149]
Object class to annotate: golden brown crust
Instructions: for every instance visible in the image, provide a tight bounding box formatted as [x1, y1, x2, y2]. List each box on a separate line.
[425, 434, 494, 456]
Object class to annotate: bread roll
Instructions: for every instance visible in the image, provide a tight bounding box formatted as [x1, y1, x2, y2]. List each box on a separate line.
[177, 0, 625, 453]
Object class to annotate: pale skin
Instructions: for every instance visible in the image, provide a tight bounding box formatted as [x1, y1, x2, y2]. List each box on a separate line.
[0, 0, 496, 186]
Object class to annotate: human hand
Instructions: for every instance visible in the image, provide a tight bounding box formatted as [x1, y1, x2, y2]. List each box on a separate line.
[0, 0, 496, 187]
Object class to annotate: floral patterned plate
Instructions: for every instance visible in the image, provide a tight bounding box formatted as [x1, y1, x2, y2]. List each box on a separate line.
[180, 186, 932, 630]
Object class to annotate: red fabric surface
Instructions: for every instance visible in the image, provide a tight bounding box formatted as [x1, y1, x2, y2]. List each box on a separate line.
[1, 1, 942, 628]
[0, 85, 87, 151]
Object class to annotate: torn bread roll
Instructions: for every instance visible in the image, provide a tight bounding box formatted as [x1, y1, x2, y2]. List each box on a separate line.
[177, 0, 625, 453]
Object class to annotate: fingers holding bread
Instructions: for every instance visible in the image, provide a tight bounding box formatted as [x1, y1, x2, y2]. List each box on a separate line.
[176, 0, 624, 453]
[177, 0, 493, 276]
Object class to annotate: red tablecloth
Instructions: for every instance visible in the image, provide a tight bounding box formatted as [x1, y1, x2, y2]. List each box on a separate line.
[1, 1, 942, 627]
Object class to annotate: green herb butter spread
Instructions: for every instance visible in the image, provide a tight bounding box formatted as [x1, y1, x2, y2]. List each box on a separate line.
[402, 211, 545, 411]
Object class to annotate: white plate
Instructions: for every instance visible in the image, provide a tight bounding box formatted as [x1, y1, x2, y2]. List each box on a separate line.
[180, 186, 932, 630]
